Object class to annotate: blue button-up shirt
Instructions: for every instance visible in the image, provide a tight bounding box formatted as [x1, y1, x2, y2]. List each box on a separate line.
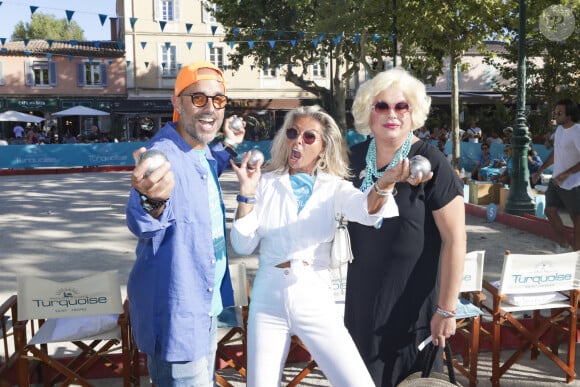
[126, 122, 234, 362]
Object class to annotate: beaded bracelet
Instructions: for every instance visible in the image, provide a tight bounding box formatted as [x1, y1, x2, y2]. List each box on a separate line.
[373, 181, 397, 197]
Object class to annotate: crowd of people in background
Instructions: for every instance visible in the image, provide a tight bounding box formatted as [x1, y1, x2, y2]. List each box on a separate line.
[1, 124, 113, 145]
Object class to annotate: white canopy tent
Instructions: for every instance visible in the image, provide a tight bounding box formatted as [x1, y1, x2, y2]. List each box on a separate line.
[0, 110, 45, 123]
[51, 106, 110, 117]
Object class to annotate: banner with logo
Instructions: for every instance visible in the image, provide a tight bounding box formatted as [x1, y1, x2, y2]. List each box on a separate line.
[17, 271, 123, 321]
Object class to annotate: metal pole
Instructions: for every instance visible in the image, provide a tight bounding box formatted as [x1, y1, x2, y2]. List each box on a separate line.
[505, 0, 535, 215]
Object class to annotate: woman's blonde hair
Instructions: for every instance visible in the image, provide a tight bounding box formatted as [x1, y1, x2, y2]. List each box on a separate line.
[351, 68, 431, 135]
[267, 105, 351, 178]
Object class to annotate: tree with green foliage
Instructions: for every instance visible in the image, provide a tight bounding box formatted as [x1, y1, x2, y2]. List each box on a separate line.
[484, 0, 580, 135]
[12, 13, 85, 41]
[395, 0, 509, 168]
[210, 0, 396, 131]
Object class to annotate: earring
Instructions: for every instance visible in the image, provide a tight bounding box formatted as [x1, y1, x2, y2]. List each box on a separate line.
[316, 154, 327, 171]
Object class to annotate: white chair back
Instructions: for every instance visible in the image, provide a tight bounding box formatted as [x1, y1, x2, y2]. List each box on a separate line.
[229, 263, 249, 307]
[499, 251, 580, 295]
[461, 250, 485, 292]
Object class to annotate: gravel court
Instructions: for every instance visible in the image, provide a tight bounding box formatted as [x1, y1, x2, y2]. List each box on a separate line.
[0, 169, 577, 386]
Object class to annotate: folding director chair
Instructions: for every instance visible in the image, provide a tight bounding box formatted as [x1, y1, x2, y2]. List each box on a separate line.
[452, 250, 485, 387]
[481, 250, 580, 387]
[15, 271, 140, 387]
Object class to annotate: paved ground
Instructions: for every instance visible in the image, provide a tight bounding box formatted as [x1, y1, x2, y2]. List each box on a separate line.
[0, 169, 577, 386]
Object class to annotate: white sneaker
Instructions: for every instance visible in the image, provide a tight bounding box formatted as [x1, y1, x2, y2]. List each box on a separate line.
[554, 244, 573, 254]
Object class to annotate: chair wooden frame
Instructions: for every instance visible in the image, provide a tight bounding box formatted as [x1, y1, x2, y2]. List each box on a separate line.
[481, 250, 580, 387]
[215, 263, 250, 387]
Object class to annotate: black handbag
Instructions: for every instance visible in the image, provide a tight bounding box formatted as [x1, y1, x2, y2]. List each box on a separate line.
[397, 341, 461, 386]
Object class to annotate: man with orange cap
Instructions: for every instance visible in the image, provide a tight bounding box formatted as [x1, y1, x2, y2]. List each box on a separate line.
[126, 62, 245, 386]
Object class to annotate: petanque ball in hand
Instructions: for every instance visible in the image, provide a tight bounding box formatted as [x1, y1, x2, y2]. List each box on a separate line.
[409, 155, 431, 179]
[231, 117, 244, 133]
[139, 149, 168, 176]
[248, 149, 265, 167]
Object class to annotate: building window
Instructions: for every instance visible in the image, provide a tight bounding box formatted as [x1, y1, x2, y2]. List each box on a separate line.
[77, 62, 108, 87]
[312, 61, 326, 78]
[209, 46, 224, 69]
[25, 60, 57, 87]
[155, 0, 179, 21]
[162, 45, 178, 76]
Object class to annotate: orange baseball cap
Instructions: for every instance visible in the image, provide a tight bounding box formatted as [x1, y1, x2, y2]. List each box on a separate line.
[173, 61, 226, 122]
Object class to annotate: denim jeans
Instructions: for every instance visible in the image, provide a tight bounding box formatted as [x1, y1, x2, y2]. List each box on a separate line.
[147, 317, 217, 387]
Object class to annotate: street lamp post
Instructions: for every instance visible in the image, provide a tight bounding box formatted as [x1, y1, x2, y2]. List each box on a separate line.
[505, 0, 535, 216]
[392, 0, 397, 67]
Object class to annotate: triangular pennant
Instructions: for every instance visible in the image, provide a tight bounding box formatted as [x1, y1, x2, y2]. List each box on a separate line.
[186, 42, 192, 50]
[161, 62, 167, 69]
[185, 23, 192, 33]
[165, 42, 171, 49]
[256, 28, 263, 38]
[318, 33, 325, 41]
[248, 41, 254, 49]
[99, 14, 108, 26]
[140, 41, 147, 49]
[46, 53, 52, 61]
[211, 25, 218, 36]
[126, 60, 131, 66]
[223, 64, 228, 70]
[1, 48, 7, 55]
[233, 27, 239, 37]
[65, 10, 75, 23]
[25, 50, 31, 57]
[159, 21, 166, 31]
[290, 39, 296, 46]
[145, 61, 150, 68]
[373, 33, 380, 43]
[130, 17, 138, 29]
[228, 41, 235, 49]
[312, 38, 318, 48]
[23, 39, 29, 47]
[94, 41, 101, 48]
[47, 39, 54, 48]
[0, 38, 5, 46]
[250, 65, 255, 71]
[208, 42, 214, 49]
[68, 55, 73, 63]
[298, 31, 305, 40]
[108, 58, 113, 65]
[29, 6, 38, 14]
[117, 40, 124, 49]
[268, 40, 275, 48]
[70, 40, 77, 47]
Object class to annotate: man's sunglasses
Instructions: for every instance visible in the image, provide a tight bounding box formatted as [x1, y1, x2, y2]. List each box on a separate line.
[183, 93, 228, 109]
[286, 127, 318, 145]
[371, 101, 410, 115]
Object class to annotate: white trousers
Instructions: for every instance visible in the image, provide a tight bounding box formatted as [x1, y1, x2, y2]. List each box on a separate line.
[246, 261, 374, 387]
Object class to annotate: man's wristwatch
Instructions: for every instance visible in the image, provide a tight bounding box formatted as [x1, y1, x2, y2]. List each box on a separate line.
[139, 192, 168, 213]
[236, 194, 256, 204]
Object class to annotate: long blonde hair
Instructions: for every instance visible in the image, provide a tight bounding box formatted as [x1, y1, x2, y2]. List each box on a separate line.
[267, 105, 351, 179]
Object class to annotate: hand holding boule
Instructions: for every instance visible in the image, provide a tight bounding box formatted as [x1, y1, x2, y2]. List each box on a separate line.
[247, 149, 264, 169]
[409, 155, 431, 180]
[139, 149, 168, 176]
[230, 117, 244, 133]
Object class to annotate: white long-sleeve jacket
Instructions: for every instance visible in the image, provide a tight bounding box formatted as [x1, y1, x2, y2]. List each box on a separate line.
[230, 171, 398, 269]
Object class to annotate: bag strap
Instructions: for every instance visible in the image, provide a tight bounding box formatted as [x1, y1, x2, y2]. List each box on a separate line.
[420, 341, 457, 385]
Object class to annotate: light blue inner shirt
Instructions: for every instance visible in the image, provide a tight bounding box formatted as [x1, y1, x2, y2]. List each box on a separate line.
[290, 173, 315, 213]
[195, 149, 227, 316]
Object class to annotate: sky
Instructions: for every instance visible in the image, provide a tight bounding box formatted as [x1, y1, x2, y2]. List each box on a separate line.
[0, 0, 117, 41]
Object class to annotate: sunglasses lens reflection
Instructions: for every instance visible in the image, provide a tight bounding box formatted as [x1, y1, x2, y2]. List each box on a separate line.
[285, 128, 316, 144]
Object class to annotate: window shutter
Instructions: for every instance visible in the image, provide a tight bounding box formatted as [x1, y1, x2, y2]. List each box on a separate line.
[77, 63, 86, 86]
[0, 62, 5, 85]
[49, 61, 57, 86]
[154, 0, 160, 21]
[174, 0, 180, 22]
[25, 61, 34, 86]
[100, 63, 108, 86]
[201, 1, 209, 23]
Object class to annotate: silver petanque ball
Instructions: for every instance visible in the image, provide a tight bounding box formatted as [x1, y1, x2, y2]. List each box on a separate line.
[409, 155, 431, 179]
[139, 149, 168, 176]
[230, 117, 244, 133]
[248, 149, 265, 167]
